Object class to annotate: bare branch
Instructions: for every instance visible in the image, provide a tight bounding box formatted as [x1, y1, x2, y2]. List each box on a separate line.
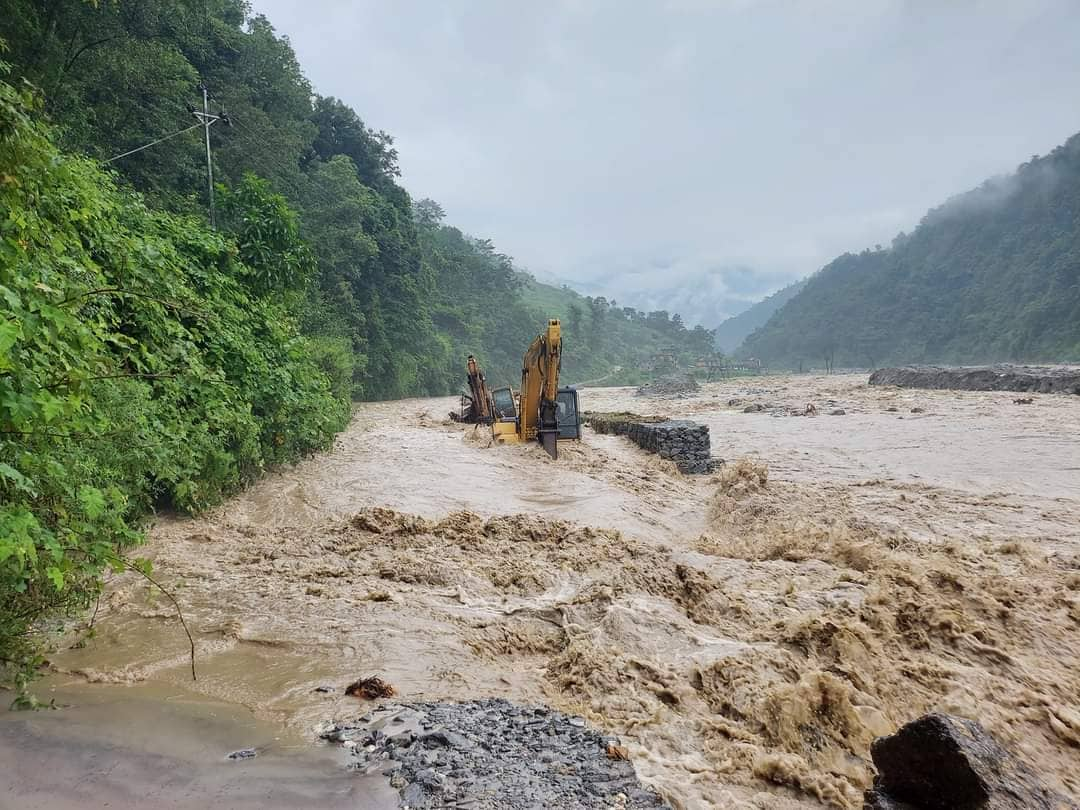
[110, 557, 198, 682]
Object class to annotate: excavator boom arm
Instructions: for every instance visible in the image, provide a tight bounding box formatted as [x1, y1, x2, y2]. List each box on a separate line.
[519, 319, 562, 458]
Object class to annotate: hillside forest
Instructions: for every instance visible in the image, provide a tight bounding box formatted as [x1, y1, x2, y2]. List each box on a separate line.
[740, 136, 1080, 368]
[0, 0, 715, 679]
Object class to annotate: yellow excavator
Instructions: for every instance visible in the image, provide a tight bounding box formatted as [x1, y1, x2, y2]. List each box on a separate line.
[453, 319, 580, 458]
[491, 318, 580, 458]
[449, 355, 493, 425]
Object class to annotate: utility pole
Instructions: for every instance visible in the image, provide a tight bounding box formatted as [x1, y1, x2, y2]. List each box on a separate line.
[191, 84, 226, 228]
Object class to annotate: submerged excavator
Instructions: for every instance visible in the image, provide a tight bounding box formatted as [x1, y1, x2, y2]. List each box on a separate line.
[451, 355, 494, 425]
[450, 319, 580, 459]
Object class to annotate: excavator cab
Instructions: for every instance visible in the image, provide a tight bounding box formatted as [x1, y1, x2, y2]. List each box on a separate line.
[491, 386, 517, 421]
[488, 384, 580, 452]
[556, 387, 580, 440]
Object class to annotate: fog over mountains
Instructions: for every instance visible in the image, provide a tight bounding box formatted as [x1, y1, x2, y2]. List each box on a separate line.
[535, 261, 796, 330]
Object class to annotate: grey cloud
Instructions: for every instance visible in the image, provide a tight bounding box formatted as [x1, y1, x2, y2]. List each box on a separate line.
[254, 0, 1080, 324]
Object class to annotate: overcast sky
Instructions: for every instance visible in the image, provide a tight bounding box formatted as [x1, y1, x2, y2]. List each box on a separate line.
[254, 0, 1080, 324]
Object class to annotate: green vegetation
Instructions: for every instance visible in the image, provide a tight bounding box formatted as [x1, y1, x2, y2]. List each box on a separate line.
[741, 137, 1080, 368]
[0, 2, 714, 678]
[514, 278, 716, 387]
[0, 75, 347, 683]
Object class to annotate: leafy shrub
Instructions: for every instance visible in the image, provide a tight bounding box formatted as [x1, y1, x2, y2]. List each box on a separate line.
[0, 75, 347, 681]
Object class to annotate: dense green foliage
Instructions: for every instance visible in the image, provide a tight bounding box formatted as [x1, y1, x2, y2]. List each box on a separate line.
[0, 1, 714, 676]
[741, 137, 1080, 368]
[0, 74, 347, 677]
[712, 279, 807, 354]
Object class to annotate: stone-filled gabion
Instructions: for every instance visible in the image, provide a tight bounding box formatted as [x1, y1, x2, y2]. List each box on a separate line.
[585, 412, 718, 474]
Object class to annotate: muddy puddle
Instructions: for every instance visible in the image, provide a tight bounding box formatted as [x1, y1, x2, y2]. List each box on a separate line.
[0, 679, 396, 809]
[10, 374, 1080, 809]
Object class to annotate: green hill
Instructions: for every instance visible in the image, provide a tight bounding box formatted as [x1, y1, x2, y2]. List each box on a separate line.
[713, 279, 807, 353]
[741, 134, 1080, 369]
[513, 277, 716, 388]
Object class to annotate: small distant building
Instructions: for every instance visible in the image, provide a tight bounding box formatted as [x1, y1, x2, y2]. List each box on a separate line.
[650, 347, 678, 373]
[694, 354, 727, 379]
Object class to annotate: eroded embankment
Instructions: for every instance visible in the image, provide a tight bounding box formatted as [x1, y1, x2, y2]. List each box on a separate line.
[869, 364, 1080, 394]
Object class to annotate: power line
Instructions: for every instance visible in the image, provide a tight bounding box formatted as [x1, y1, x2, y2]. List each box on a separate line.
[224, 128, 309, 201]
[105, 122, 202, 163]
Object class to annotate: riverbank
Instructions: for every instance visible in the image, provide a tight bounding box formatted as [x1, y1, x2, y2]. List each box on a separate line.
[869, 364, 1080, 394]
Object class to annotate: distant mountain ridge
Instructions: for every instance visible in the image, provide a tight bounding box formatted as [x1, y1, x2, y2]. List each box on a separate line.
[741, 132, 1080, 368]
[713, 279, 807, 353]
[539, 263, 791, 330]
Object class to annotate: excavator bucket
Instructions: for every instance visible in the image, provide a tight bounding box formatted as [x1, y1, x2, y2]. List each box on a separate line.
[538, 397, 559, 459]
[541, 428, 558, 460]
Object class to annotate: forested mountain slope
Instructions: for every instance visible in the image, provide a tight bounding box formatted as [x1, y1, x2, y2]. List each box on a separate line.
[713, 279, 807, 353]
[741, 136, 1080, 368]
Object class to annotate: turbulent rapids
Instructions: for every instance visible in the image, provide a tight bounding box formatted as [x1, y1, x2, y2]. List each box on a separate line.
[6, 374, 1080, 809]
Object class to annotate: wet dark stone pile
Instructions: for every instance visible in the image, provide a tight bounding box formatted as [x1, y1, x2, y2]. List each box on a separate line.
[869, 364, 1080, 395]
[320, 698, 668, 809]
[586, 412, 719, 474]
[635, 374, 700, 398]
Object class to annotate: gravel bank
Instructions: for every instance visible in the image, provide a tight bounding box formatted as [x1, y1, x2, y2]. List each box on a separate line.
[320, 698, 669, 809]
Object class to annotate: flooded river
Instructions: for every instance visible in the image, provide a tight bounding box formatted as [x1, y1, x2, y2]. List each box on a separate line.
[3, 374, 1079, 809]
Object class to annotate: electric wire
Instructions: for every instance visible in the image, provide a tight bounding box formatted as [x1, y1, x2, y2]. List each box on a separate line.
[105, 122, 202, 163]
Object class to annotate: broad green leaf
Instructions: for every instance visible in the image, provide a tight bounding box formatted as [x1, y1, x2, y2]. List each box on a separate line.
[45, 566, 65, 591]
[0, 463, 37, 496]
[77, 486, 107, 519]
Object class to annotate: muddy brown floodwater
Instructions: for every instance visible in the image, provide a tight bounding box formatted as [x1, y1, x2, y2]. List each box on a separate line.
[4, 374, 1079, 809]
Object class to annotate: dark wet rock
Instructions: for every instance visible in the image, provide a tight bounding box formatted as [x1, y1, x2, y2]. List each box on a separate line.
[328, 698, 669, 809]
[742, 403, 767, 413]
[869, 365, 1080, 395]
[864, 796, 920, 810]
[863, 713, 1077, 810]
[829, 408, 846, 415]
[402, 781, 426, 805]
[226, 748, 257, 760]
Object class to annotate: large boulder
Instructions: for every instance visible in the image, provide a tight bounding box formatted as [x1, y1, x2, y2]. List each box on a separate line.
[864, 714, 1076, 810]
